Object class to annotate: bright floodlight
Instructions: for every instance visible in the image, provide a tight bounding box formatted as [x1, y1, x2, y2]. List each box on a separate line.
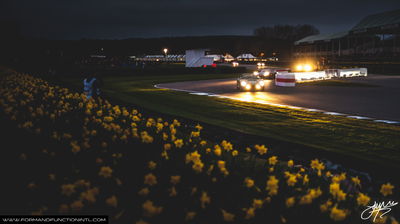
[245, 84, 251, 90]
[296, 64, 303, 71]
[253, 71, 259, 75]
[304, 64, 312, 72]
[163, 48, 168, 54]
[255, 84, 261, 90]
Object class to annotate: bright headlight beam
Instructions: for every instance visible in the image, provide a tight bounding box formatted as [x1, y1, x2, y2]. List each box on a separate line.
[241, 81, 247, 86]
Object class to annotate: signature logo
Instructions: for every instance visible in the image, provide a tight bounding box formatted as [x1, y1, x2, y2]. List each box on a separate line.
[361, 201, 398, 222]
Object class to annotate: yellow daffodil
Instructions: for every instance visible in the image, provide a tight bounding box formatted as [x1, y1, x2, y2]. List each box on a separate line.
[192, 161, 204, 173]
[164, 143, 171, 151]
[144, 173, 157, 186]
[287, 175, 297, 187]
[244, 207, 255, 219]
[98, 166, 113, 178]
[320, 200, 333, 213]
[232, 150, 238, 156]
[148, 161, 157, 170]
[268, 156, 278, 166]
[303, 174, 309, 185]
[80, 187, 99, 203]
[191, 131, 200, 138]
[200, 191, 211, 209]
[103, 116, 113, 122]
[244, 177, 255, 188]
[138, 188, 150, 196]
[255, 144, 267, 155]
[330, 206, 347, 221]
[252, 199, 264, 209]
[287, 160, 294, 168]
[221, 209, 235, 222]
[214, 145, 222, 156]
[170, 175, 181, 185]
[195, 124, 203, 130]
[266, 176, 279, 196]
[174, 139, 184, 148]
[380, 183, 394, 196]
[61, 184, 76, 196]
[142, 200, 163, 217]
[357, 193, 370, 206]
[286, 197, 295, 208]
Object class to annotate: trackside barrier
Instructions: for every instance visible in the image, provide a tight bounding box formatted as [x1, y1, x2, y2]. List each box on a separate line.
[325, 68, 368, 78]
[275, 72, 296, 87]
[337, 68, 368, 77]
[292, 71, 327, 82]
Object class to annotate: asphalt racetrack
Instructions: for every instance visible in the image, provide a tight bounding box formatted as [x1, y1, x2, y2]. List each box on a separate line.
[157, 75, 400, 122]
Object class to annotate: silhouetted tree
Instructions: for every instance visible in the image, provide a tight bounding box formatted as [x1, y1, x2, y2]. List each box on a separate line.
[254, 24, 319, 41]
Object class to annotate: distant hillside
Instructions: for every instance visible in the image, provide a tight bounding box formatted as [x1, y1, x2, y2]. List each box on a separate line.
[2, 35, 293, 61]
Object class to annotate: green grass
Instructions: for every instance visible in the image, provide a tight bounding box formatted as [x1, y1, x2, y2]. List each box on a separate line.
[58, 73, 400, 170]
[299, 79, 379, 87]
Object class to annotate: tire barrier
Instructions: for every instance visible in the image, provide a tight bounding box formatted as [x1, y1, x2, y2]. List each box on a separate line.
[275, 72, 296, 87]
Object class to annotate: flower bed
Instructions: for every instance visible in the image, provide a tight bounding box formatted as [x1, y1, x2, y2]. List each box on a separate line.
[0, 70, 398, 224]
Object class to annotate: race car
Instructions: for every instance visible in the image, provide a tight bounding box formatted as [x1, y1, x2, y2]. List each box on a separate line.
[236, 74, 265, 91]
[255, 68, 290, 79]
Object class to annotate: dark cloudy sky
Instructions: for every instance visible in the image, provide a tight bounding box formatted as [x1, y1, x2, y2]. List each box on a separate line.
[1, 0, 399, 39]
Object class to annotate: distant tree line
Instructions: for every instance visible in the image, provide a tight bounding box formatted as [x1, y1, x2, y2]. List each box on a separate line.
[254, 24, 319, 41]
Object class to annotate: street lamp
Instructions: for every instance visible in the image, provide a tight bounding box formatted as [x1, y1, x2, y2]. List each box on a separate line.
[163, 48, 168, 63]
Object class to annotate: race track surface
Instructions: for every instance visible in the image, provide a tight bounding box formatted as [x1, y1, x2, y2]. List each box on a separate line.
[157, 75, 400, 122]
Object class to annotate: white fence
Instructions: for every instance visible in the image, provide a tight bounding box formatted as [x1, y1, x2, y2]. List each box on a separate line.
[275, 68, 368, 86]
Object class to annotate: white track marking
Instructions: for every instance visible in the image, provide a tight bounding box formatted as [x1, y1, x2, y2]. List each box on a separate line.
[154, 84, 400, 125]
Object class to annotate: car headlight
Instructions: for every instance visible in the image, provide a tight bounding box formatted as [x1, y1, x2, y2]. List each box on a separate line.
[253, 71, 259, 75]
[241, 81, 247, 87]
[245, 84, 251, 90]
[255, 84, 261, 90]
[258, 80, 264, 86]
[263, 71, 270, 76]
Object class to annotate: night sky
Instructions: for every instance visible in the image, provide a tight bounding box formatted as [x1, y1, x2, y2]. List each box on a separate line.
[1, 0, 399, 40]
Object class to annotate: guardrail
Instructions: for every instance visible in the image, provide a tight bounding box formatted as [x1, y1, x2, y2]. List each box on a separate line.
[275, 68, 368, 86]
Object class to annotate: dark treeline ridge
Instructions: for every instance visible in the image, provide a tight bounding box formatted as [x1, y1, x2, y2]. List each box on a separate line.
[1, 35, 292, 62]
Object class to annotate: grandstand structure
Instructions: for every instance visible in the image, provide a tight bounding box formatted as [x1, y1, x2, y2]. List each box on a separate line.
[294, 9, 400, 61]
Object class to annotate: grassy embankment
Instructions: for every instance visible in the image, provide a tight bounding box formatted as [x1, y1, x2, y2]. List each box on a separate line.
[57, 73, 400, 172]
